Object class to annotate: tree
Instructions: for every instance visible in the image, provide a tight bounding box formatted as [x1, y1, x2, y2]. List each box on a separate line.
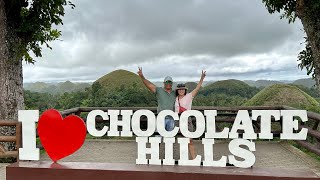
[0, 0, 74, 150]
[262, 0, 320, 91]
[24, 90, 58, 112]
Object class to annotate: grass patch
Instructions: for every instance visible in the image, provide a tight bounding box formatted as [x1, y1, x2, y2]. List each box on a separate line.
[36, 137, 46, 154]
[86, 134, 135, 140]
[0, 157, 16, 163]
[289, 140, 320, 162]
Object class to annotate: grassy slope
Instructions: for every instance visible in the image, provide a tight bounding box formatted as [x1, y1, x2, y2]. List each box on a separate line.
[244, 84, 319, 110]
[95, 69, 146, 90]
[199, 79, 259, 98]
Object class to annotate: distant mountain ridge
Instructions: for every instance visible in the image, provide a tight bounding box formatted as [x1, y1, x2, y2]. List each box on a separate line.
[244, 80, 285, 87]
[23, 70, 320, 113]
[244, 78, 316, 88]
[292, 78, 316, 88]
[24, 70, 316, 94]
[24, 81, 91, 94]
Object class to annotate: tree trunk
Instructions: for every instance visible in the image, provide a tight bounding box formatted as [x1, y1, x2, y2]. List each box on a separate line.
[296, 0, 320, 92]
[0, 0, 25, 151]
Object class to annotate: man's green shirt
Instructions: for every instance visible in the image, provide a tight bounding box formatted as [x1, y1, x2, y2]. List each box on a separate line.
[155, 87, 176, 113]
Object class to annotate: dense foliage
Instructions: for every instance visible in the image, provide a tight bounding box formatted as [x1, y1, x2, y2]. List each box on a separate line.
[24, 80, 320, 113]
[5, 0, 75, 63]
[262, 0, 320, 87]
[24, 82, 158, 113]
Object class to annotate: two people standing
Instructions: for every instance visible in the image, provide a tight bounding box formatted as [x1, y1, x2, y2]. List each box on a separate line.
[137, 67, 206, 159]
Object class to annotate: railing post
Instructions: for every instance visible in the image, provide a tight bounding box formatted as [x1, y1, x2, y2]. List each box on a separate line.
[15, 122, 22, 161]
[312, 121, 319, 130]
[75, 111, 81, 117]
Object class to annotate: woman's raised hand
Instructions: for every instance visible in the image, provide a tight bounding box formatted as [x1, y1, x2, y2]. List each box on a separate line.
[192, 70, 206, 97]
[201, 70, 206, 79]
[137, 67, 144, 78]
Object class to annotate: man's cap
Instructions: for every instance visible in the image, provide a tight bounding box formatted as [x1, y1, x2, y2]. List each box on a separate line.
[164, 76, 173, 82]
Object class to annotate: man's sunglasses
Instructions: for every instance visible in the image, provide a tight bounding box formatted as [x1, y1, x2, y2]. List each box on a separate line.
[165, 81, 173, 84]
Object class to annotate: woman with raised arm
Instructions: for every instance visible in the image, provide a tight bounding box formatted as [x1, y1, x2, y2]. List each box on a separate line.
[175, 70, 206, 160]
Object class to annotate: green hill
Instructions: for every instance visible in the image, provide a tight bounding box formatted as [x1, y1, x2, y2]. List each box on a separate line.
[199, 79, 259, 98]
[92, 69, 156, 107]
[95, 69, 146, 90]
[185, 82, 197, 92]
[244, 84, 319, 109]
[57, 81, 75, 92]
[24, 82, 50, 92]
[289, 84, 320, 98]
[203, 81, 215, 87]
[292, 78, 315, 88]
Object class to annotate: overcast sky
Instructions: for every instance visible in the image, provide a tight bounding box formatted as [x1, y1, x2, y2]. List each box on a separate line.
[23, 0, 310, 83]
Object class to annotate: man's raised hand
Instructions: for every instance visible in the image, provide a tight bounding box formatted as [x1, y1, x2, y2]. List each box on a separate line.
[137, 67, 156, 93]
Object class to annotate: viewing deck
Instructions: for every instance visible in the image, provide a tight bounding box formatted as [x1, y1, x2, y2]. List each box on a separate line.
[2, 139, 320, 179]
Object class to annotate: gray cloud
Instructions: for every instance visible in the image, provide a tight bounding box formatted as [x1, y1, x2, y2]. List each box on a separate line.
[23, 0, 309, 83]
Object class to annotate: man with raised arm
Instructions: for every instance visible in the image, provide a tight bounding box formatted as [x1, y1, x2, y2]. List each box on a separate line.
[137, 67, 176, 131]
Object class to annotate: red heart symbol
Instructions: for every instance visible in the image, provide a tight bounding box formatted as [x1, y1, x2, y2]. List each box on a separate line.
[38, 109, 86, 162]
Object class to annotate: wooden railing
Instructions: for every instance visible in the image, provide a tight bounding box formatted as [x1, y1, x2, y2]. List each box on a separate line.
[282, 106, 320, 156]
[0, 121, 21, 158]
